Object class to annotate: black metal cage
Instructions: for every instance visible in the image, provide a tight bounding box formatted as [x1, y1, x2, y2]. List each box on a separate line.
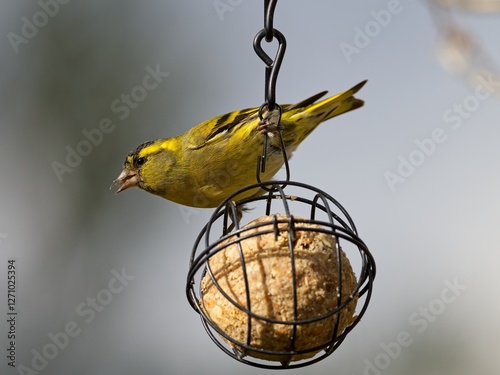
[186, 180, 376, 369]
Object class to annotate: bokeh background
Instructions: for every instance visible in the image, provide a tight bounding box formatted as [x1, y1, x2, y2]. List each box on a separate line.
[1, 1, 500, 374]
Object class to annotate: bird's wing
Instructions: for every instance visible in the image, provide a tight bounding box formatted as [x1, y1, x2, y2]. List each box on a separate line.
[185, 88, 351, 150]
[285, 91, 328, 111]
[187, 107, 260, 150]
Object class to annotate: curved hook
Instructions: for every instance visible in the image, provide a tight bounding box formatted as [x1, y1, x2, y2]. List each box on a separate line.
[253, 28, 286, 111]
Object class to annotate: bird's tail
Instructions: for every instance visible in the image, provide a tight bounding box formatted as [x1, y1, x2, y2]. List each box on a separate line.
[288, 80, 367, 124]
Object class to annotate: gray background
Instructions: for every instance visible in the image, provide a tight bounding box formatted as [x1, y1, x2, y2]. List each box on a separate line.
[1, 1, 499, 374]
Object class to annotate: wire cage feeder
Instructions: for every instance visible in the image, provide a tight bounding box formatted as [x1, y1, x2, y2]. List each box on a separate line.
[186, 180, 376, 369]
[186, 0, 375, 369]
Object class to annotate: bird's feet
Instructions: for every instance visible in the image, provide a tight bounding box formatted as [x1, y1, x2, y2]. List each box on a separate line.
[258, 111, 283, 135]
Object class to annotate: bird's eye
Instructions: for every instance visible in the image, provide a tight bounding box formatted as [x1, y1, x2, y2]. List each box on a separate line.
[134, 157, 145, 167]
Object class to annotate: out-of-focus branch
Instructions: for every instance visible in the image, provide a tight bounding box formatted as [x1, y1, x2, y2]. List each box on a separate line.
[429, 0, 500, 97]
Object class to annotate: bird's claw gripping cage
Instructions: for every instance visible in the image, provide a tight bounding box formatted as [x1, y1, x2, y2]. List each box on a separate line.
[186, 181, 376, 369]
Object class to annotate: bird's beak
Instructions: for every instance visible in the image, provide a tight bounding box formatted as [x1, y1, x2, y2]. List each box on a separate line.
[110, 169, 140, 194]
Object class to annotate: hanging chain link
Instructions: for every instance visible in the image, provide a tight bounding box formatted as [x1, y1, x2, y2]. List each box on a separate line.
[253, 0, 290, 184]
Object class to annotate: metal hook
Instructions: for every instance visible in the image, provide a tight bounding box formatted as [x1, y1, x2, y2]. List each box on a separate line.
[253, 28, 287, 111]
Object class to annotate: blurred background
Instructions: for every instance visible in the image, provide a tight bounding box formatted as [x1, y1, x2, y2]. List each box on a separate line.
[1, 0, 499, 374]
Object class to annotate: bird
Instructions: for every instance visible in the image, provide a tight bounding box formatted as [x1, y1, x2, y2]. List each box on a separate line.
[111, 80, 366, 208]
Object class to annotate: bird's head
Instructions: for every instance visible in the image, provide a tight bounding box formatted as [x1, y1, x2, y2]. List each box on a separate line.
[110, 139, 176, 197]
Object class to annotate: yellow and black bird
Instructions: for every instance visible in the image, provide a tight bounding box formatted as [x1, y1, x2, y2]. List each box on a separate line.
[111, 80, 366, 208]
